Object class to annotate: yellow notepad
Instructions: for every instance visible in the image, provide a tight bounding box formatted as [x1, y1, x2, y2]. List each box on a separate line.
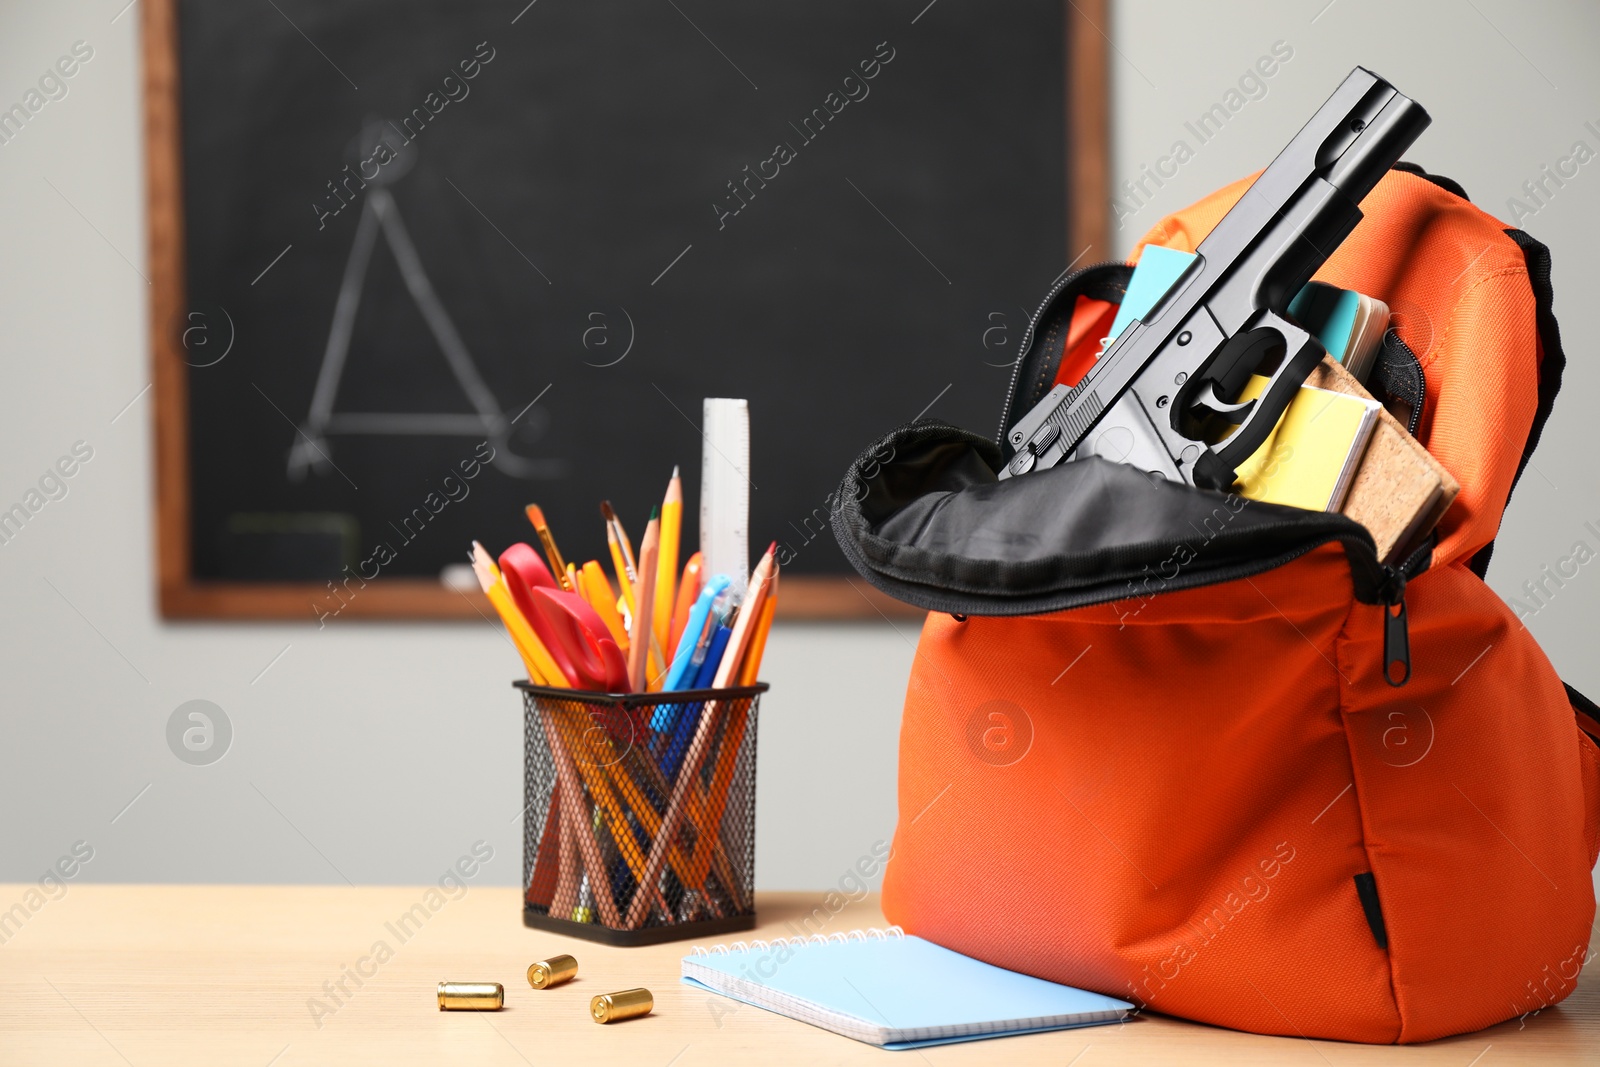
[1231, 376, 1381, 511]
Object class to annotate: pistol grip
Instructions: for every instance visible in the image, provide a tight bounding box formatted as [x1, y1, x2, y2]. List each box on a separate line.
[1201, 311, 1326, 490]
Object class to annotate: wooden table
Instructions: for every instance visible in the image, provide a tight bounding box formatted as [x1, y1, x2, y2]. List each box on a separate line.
[0, 886, 1593, 1064]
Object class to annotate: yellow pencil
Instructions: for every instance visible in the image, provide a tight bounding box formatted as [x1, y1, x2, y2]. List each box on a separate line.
[471, 542, 567, 688]
[652, 467, 681, 661]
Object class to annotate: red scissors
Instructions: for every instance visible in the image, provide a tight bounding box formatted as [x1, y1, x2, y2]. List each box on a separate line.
[529, 588, 630, 692]
[499, 544, 628, 691]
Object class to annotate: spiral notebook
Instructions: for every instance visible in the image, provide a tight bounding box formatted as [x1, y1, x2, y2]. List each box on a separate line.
[681, 927, 1131, 1050]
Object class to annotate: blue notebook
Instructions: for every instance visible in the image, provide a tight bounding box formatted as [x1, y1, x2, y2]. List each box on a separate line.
[681, 928, 1131, 1050]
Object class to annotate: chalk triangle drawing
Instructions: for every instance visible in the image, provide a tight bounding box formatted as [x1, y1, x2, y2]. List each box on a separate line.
[289, 142, 558, 482]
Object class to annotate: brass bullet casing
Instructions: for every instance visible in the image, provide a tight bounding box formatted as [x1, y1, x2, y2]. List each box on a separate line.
[437, 981, 504, 1011]
[590, 987, 653, 1023]
[527, 954, 579, 989]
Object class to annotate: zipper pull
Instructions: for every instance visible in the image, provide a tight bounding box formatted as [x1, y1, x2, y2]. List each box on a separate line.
[1380, 569, 1410, 687]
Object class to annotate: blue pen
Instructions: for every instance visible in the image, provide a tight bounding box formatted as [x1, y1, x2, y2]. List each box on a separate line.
[654, 575, 731, 730]
[662, 624, 732, 780]
[653, 606, 720, 752]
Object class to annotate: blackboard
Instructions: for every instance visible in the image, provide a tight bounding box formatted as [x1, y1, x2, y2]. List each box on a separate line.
[146, 0, 1107, 618]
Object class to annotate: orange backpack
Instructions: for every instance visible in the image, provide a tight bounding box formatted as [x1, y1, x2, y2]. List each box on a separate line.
[833, 166, 1599, 1043]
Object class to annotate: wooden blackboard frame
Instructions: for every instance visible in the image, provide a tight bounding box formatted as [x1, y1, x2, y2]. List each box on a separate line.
[144, 0, 1109, 621]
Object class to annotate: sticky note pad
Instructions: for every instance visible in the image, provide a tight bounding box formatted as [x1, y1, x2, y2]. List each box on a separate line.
[1232, 376, 1381, 512]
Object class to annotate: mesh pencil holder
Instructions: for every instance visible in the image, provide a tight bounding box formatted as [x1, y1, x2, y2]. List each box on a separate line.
[517, 681, 767, 946]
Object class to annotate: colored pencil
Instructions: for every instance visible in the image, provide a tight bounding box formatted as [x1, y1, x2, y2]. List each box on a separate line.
[470, 542, 563, 687]
[737, 588, 777, 686]
[653, 467, 682, 661]
[669, 551, 705, 653]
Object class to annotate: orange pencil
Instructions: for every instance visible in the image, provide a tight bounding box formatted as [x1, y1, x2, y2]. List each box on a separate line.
[669, 551, 705, 654]
[737, 589, 777, 685]
[627, 507, 661, 692]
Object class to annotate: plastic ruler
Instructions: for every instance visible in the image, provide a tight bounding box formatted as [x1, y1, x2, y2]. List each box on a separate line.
[700, 397, 751, 602]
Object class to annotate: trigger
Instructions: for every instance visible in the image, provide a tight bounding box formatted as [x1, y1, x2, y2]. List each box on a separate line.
[1189, 380, 1256, 425]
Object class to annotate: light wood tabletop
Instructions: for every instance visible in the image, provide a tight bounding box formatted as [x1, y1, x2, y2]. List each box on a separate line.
[0, 885, 1593, 1064]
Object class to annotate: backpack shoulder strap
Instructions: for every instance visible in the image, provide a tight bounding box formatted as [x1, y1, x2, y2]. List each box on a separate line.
[1381, 167, 1568, 578]
[1468, 227, 1567, 577]
[1568, 683, 1600, 745]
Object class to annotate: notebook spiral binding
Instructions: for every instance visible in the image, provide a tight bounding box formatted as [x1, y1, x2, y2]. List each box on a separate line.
[689, 926, 905, 956]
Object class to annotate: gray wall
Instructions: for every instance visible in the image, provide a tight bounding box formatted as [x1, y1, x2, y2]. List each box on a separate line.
[1, 1, 1594, 893]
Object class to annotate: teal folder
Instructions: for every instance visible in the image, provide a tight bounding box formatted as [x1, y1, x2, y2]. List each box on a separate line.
[681, 931, 1131, 1049]
[1105, 244, 1198, 345]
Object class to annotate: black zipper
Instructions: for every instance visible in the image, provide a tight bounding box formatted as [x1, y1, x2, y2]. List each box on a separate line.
[1380, 534, 1433, 686]
[997, 261, 1130, 447]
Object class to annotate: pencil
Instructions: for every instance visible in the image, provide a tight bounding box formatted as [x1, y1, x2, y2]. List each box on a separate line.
[737, 588, 777, 686]
[604, 515, 636, 619]
[626, 542, 776, 928]
[714, 544, 776, 688]
[471, 542, 564, 687]
[525, 504, 572, 592]
[652, 467, 681, 662]
[669, 551, 705, 654]
[628, 507, 661, 692]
